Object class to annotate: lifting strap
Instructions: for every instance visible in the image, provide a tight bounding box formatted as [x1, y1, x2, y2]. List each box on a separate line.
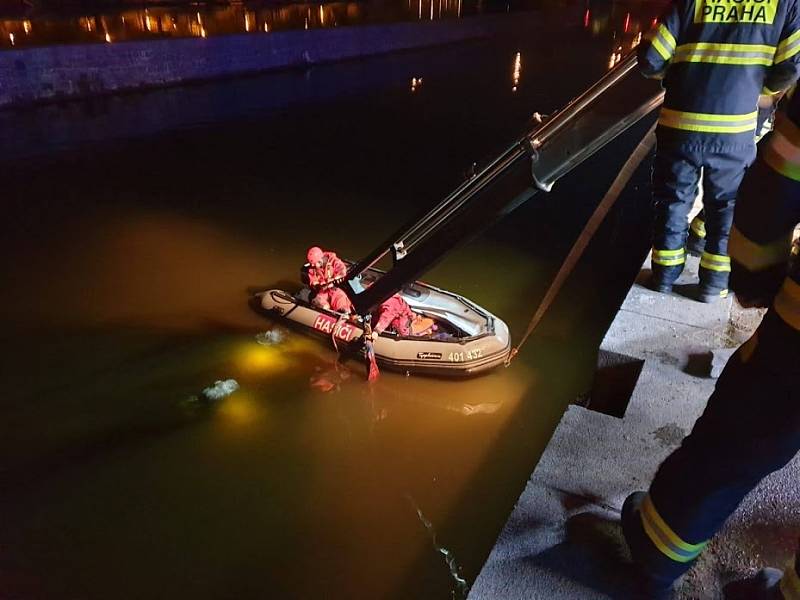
[505, 122, 658, 365]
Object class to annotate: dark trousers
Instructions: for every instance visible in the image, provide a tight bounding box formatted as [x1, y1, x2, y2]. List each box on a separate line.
[652, 138, 755, 288]
[642, 311, 800, 583]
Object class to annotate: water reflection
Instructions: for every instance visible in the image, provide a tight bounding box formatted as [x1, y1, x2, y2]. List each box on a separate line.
[0, 5, 657, 596]
[582, 1, 660, 69]
[512, 50, 521, 91]
[0, 0, 488, 50]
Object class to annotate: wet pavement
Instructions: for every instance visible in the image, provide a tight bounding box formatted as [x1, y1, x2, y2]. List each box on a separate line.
[0, 3, 664, 598]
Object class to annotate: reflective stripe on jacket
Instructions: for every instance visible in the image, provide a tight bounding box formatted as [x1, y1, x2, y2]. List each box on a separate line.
[730, 91, 800, 327]
[638, 0, 800, 147]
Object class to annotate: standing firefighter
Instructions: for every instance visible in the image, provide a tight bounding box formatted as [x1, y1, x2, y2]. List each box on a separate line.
[638, 0, 800, 301]
[621, 89, 800, 599]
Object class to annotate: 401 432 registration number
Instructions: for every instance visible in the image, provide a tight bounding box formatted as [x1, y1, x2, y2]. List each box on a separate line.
[448, 349, 483, 362]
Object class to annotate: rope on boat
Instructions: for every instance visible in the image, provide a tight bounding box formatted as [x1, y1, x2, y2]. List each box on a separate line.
[331, 313, 347, 354]
[505, 123, 657, 366]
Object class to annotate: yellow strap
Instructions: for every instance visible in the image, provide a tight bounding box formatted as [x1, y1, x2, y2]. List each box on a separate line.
[729, 225, 793, 271]
[505, 127, 658, 366]
[641, 495, 707, 563]
[774, 277, 800, 331]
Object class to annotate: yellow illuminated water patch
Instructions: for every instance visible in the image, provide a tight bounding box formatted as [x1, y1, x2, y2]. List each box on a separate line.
[216, 391, 264, 426]
[236, 344, 291, 374]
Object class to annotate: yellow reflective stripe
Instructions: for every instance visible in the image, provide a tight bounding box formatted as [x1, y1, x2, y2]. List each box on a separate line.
[674, 55, 774, 66]
[776, 29, 800, 63]
[779, 29, 800, 52]
[700, 262, 731, 272]
[673, 43, 776, 66]
[662, 109, 759, 122]
[774, 277, 800, 331]
[678, 42, 776, 53]
[764, 128, 800, 181]
[700, 252, 732, 272]
[654, 248, 684, 256]
[780, 561, 800, 600]
[729, 225, 793, 271]
[659, 109, 758, 134]
[641, 495, 707, 563]
[653, 37, 674, 61]
[652, 248, 686, 266]
[664, 122, 759, 133]
[763, 114, 800, 180]
[690, 216, 706, 238]
[776, 112, 800, 146]
[658, 24, 676, 51]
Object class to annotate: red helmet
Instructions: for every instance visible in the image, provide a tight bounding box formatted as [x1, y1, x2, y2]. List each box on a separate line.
[307, 246, 324, 265]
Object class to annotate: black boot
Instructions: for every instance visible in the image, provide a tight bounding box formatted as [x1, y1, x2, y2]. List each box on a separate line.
[686, 229, 706, 257]
[649, 263, 685, 294]
[697, 284, 729, 303]
[698, 253, 730, 303]
[621, 492, 677, 600]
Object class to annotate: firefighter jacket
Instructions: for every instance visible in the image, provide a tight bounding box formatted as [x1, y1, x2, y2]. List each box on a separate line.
[638, 0, 800, 148]
[307, 252, 348, 290]
[374, 295, 416, 336]
[730, 89, 800, 368]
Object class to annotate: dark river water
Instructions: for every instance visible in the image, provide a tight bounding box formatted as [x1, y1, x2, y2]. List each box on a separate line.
[0, 2, 662, 598]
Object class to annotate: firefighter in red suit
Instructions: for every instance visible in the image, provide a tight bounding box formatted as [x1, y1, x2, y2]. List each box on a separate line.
[306, 246, 353, 313]
[372, 294, 416, 337]
[360, 275, 436, 338]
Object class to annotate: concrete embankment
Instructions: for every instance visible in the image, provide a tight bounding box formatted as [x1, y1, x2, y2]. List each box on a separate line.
[0, 15, 507, 109]
[470, 254, 798, 599]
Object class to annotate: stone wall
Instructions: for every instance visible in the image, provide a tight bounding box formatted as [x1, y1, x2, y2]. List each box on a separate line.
[0, 17, 496, 109]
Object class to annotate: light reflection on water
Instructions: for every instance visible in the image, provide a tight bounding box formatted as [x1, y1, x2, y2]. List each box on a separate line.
[0, 199, 541, 598]
[0, 4, 658, 597]
[0, 0, 486, 49]
[0, 0, 660, 53]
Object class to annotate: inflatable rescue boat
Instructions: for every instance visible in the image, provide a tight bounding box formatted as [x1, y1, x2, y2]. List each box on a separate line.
[258, 269, 510, 377]
[258, 52, 664, 377]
